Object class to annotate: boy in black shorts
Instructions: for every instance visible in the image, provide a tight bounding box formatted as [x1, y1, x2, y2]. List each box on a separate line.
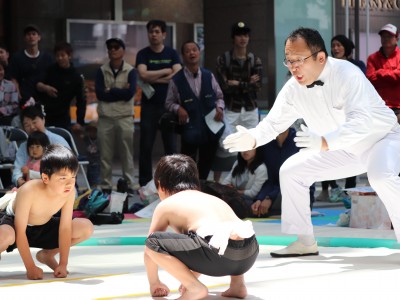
[144, 154, 259, 299]
[0, 144, 93, 280]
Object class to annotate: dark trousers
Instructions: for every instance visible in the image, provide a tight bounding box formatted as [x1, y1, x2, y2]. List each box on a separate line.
[181, 138, 219, 180]
[139, 103, 177, 186]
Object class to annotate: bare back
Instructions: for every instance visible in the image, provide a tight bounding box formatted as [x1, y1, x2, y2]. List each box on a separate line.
[149, 190, 242, 235]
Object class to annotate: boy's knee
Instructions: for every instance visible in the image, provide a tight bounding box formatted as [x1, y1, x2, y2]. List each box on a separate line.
[0, 225, 15, 248]
[73, 218, 94, 238]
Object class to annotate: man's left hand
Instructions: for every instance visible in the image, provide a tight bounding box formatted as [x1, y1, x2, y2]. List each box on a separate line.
[294, 124, 322, 150]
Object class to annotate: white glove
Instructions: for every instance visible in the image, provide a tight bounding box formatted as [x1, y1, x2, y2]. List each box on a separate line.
[294, 124, 322, 150]
[222, 125, 256, 152]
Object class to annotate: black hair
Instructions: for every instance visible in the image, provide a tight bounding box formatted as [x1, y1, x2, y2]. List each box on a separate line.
[285, 27, 328, 58]
[232, 148, 265, 177]
[27, 131, 50, 149]
[54, 41, 73, 56]
[180, 40, 200, 55]
[146, 19, 167, 33]
[40, 144, 79, 178]
[20, 103, 44, 122]
[154, 154, 200, 195]
[331, 34, 354, 57]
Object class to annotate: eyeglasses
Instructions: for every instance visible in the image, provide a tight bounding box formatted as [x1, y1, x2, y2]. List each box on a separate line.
[283, 50, 321, 68]
[107, 44, 121, 51]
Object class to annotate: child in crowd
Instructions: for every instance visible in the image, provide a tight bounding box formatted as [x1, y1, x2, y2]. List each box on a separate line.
[222, 148, 268, 208]
[21, 131, 50, 182]
[0, 144, 93, 280]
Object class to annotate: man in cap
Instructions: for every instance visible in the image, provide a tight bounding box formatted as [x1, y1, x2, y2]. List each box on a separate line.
[213, 21, 263, 182]
[367, 24, 400, 123]
[95, 37, 136, 194]
[8, 24, 53, 106]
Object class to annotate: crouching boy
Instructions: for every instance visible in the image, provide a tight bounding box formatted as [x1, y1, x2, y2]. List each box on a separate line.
[144, 154, 259, 299]
[0, 144, 94, 280]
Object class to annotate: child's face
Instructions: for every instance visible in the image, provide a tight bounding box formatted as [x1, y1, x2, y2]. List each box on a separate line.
[28, 144, 44, 160]
[44, 168, 77, 196]
[55, 50, 71, 69]
[240, 149, 256, 161]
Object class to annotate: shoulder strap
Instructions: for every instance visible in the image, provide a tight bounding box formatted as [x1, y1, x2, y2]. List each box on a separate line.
[248, 52, 255, 68]
[224, 51, 231, 68]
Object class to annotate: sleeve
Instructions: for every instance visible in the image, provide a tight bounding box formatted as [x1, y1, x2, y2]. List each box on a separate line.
[108, 68, 137, 101]
[164, 80, 181, 113]
[221, 161, 238, 185]
[75, 74, 87, 126]
[215, 54, 232, 94]
[243, 164, 268, 198]
[12, 143, 28, 185]
[211, 73, 225, 109]
[255, 179, 280, 202]
[170, 48, 182, 66]
[247, 55, 262, 93]
[135, 49, 145, 68]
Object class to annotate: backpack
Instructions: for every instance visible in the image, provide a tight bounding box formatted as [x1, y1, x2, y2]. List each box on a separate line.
[84, 189, 110, 218]
[224, 51, 255, 69]
[89, 211, 124, 225]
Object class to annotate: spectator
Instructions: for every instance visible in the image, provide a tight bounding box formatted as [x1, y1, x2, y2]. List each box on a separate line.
[135, 19, 182, 187]
[213, 21, 263, 182]
[253, 128, 315, 216]
[36, 42, 86, 132]
[0, 43, 10, 79]
[367, 23, 400, 123]
[0, 61, 19, 125]
[222, 147, 268, 209]
[95, 38, 136, 194]
[21, 131, 50, 182]
[223, 27, 400, 258]
[12, 103, 69, 187]
[8, 25, 53, 106]
[331, 34, 366, 73]
[165, 41, 224, 180]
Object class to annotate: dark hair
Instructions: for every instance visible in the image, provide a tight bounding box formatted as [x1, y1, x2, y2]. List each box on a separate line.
[27, 131, 50, 149]
[54, 41, 73, 56]
[331, 34, 354, 57]
[154, 154, 200, 195]
[180, 40, 200, 55]
[0, 43, 8, 52]
[232, 148, 265, 177]
[40, 144, 78, 178]
[20, 103, 44, 122]
[146, 19, 167, 32]
[285, 27, 328, 58]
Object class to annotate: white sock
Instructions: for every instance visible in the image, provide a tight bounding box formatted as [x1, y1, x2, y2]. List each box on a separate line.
[297, 235, 316, 246]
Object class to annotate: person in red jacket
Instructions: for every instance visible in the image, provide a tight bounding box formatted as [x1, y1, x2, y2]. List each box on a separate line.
[367, 24, 400, 123]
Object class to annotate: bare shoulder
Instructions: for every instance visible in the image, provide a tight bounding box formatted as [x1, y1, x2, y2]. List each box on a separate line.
[16, 180, 45, 201]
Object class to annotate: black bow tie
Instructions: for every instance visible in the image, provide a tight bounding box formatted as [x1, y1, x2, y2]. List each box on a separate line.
[307, 80, 324, 88]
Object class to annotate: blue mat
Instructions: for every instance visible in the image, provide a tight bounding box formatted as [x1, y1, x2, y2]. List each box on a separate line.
[255, 208, 346, 226]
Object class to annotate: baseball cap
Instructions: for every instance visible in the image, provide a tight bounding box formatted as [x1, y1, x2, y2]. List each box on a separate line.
[105, 38, 126, 50]
[231, 21, 251, 38]
[23, 24, 41, 35]
[379, 24, 398, 36]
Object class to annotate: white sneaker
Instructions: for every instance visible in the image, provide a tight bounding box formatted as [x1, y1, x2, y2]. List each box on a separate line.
[270, 241, 319, 258]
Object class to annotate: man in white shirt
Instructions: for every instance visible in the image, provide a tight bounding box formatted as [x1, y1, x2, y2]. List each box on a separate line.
[223, 27, 400, 257]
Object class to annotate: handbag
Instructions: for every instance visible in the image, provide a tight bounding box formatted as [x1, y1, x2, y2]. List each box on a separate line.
[158, 112, 183, 134]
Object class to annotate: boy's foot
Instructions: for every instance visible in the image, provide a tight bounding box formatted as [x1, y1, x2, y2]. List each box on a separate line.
[36, 250, 58, 271]
[221, 284, 247, 299]
[270, 241, 319, 258]
[177, 283, 208, 300]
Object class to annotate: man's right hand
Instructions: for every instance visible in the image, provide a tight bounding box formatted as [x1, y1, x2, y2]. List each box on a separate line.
[27, 265, 43, 280]
[223, 125, 256, 152]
